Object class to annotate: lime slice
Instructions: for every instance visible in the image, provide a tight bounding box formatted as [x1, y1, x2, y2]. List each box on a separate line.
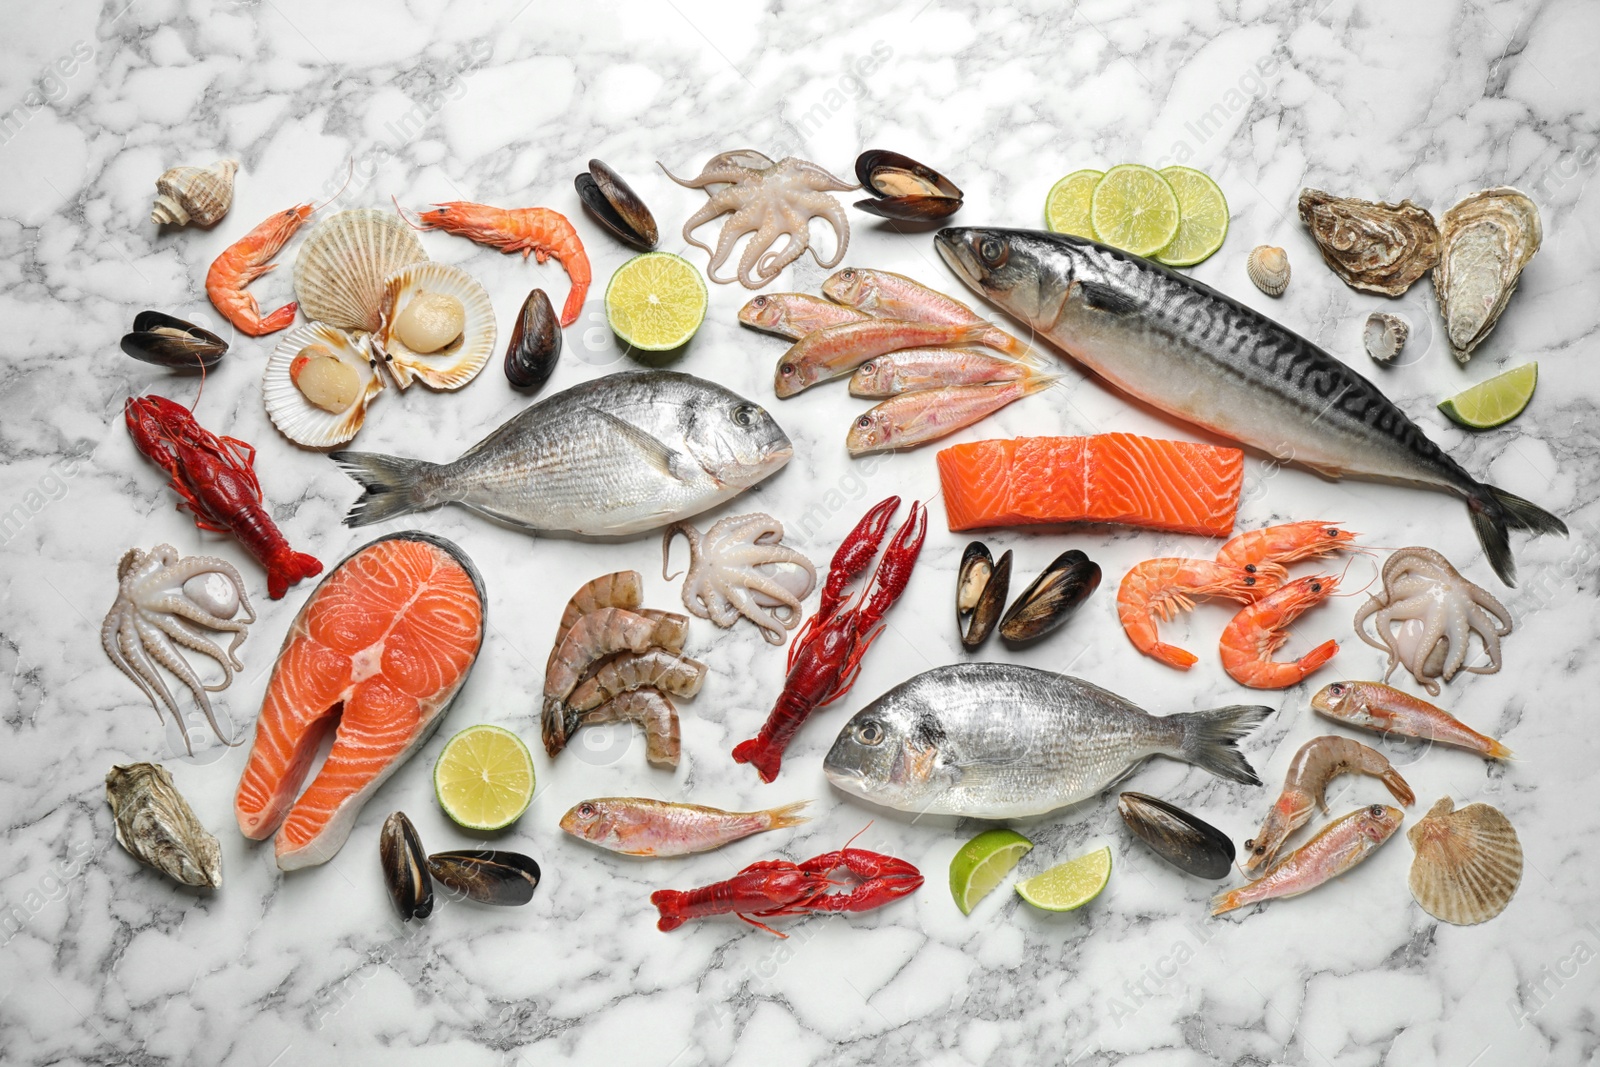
[1155, 166, 1230, 267]
[1439, 363, 1538, 429]
[605, 252, 708, 351]
[950, 829, 1034, 915]
[1015, 844, 1112, 912]
[1090, 164, 1181, 257]
[434, 724, 535, 831]
[1045, 169, 1104, 238]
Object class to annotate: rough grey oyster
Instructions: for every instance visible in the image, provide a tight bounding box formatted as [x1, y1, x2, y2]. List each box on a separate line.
[1297, 188, 1441, 296]
[1433, 187, 1541, 363]
[105, 762, 222, 888]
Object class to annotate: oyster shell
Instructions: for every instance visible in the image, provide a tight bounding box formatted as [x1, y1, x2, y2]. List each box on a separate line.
[375, 261, 496, 390]
[152, 160, 237, 228]
[1407, 796, 1522, 925]
[1433, 187, 1541, 363]
[1297, 188, 1441, 296]
[121, 310, 228, 371]
[379, 812, 433, 921]
[263, 321, 385, 448]
[292, 209, 428, 334]
[1246, 245, 1290, 296]
[105, 762, 221, 888]
[1363, 311, 1410, 364]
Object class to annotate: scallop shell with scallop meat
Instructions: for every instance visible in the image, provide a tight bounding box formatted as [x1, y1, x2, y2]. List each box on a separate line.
[1432, 187, 1541, 363]
[1407, 796, 1522, 925]
[292, 209, 428, 334]
[263, 321, 385, 448]
[375, 261, 496, 390]
[1297, 188, 1441, 296]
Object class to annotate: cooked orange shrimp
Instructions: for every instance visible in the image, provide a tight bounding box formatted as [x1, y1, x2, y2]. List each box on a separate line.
[205, 205, 311, 336]
[397, 200, 591, 326]
[1117, 558, 1283, 669]
[1217, 521, 1359, 574]
[1241, 735, 1414, 871]
[1218, 574, 1341, 689]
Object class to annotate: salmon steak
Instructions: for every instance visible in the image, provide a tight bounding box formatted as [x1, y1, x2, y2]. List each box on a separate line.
[235, 533, 486, 870]
[937, 433, 1244, 537]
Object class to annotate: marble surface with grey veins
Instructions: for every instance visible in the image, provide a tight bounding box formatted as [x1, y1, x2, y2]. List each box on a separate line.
[1, 1, 1597, 1064]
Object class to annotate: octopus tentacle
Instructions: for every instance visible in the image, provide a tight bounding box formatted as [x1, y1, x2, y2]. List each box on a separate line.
[802, 192, 852, 269]
[738, 217, 792, 289]
[104, 614, 167, 721]
[119, 617, 184, 728]
[707, 202, 769, 284]
[149, 612, 239, 685]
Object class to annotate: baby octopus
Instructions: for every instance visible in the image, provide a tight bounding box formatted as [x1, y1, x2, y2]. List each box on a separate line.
[664, 513, 818, 645]
[659, 151, 856, 289]
[1353, 546, 1512, 695]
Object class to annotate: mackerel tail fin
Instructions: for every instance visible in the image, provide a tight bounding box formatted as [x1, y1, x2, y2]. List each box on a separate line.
[1467, 482, 1568, 586]
[330, 450, 444, 527]
[1168, 704, 1274, 786]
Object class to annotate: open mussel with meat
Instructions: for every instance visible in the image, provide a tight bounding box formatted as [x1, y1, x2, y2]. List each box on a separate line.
[427, 850, 541, 906]
[575, 159, 658, 250]
[956, 541, 1010, 650]
[1118, 792, 1235, 879]
[504, 288, 562, 391]
[998, 549, 1101, 643]
[379, 811, 433, 921]
[853, 149, 963, 221]
[121, 311, 228, 371]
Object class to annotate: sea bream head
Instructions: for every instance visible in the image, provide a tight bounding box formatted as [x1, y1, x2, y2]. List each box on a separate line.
[823, 679, 959, 810]
[936, 227, 1126, 333]
[662, 374, 794, 490]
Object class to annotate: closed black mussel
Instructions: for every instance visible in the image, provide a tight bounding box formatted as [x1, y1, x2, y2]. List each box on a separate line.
[575, 159, 658, 250]
[853, 149, 963, 222]
[1118, 792, 1236, 880]
[504, 288, 562, 391]
[998, 550, 1101, 643]
[957, 541, 1011, 651]
[427, 850, 541, 906]
[379, 811, 433, 921]
[120, 310, 228, 371]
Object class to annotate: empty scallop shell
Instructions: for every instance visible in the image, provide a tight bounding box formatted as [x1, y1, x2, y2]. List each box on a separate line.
[292, 209, 427, 334]
[375, 261, 496, 390]
[1407, 796, 1522, 925]
[263, 321, 384, 448]
[152, 160, 237, 228]
[1247, 245, 1290, 296]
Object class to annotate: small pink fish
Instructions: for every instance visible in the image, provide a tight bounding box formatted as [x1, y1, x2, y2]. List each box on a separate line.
[775, 318, 994, 397]
[822, 267, 1027, 357]
[559, 797, 810, 857]
[738, 293, 868, 340]
[847, 377, 1056, 454]
[1311, 681, 1513, 759]
[1212, 804, 1403, 916]
[850, 348, 1039, 398]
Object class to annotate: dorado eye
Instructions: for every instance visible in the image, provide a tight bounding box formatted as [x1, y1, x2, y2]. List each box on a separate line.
[732, 403, 754, 426]
[979, 236, 1008, 267]
[856, 720, 885, 745]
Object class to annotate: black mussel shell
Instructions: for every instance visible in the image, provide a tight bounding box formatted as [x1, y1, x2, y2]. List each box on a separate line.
[121, 311, 228, 371]
[960, 548, 1011, 651]
[427, 850, 541, 906]
[1118, 792, 1236, 879]
[575, 159, 658, 250]
[852, 149, 963, 221]
[853, 194, 964, 222]
[379, 812, 433, 921]
[998, 550, 1101, 643]
[504, 288, 562, 391]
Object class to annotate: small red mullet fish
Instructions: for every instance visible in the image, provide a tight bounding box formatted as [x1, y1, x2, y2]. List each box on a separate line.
[559, 797, 809, 857]
[1310, 680, 1513, 759]
[1212, 804, 1403, 916]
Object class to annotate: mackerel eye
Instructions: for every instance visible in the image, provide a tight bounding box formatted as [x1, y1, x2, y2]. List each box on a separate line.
[855, 720, 885, 746]
[978, 236, 1008, 267]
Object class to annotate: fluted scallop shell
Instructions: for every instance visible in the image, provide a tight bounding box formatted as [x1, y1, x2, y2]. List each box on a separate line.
[1247, 245, 1290, 296]
[106, 762, 222, 888]
[1433, 187, 1541, 363]
[152, 160, 237, 227]
[263, 321, 385, 448]
[292, 209, 427, 333]
[375, 261, 496, 391]
[1407, 797, 1522, 925]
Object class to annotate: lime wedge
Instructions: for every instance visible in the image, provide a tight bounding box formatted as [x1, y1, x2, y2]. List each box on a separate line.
[1015, 845, 1112, 912]
[1155, 166, 1230, 267]
[434, 724, 535, 831]
[605, 251, 708, 351]
[1090, 164, 1181, 257]
[950, 829, 1034, 915]
[1045, 169, 1104, 238]
[1439, 363, 1537, 429]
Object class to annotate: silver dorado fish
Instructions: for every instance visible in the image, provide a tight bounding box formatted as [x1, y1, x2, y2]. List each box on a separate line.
[333, 371, 792, 535]
[823, 663, 1271, 818]
[935, 228, 1565, 585]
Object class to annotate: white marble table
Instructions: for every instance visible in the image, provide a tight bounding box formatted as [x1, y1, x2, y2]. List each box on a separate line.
[2, 2, 1596, 1064]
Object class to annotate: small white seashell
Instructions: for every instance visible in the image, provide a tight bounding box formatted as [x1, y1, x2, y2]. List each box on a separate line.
[1407, 797, 1522, 925]
[151, 160, 238, 228]
[375, 261, 497, 391]
[263, 322, 385, 448]
[182, 571, 241, 618]
[1363, 312, 1410, 364]
[1247, 245, 1290, 296]
[292, 209, 427, 334]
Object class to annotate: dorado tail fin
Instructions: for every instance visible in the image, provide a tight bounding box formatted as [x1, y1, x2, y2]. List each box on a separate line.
[1467, 483, 1568, 586]
[330, 451, 443, 527]
[1169, 703, 1273, 785]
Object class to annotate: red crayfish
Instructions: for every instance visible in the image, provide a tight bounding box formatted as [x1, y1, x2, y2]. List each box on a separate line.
[125, 395, 322, 600]
[651, 841, 923, 937]
[732, 496, 927, 783]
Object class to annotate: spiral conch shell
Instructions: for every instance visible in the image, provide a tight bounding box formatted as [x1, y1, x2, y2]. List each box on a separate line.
[1433, 187, 1541, 363]
[105, 762, 222, 888]
[151, 160, 238, 228]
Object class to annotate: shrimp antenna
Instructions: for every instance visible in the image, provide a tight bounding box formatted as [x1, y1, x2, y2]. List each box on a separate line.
[1327, 554, 1378, 598]
[311, 159, 355, 215]
[391, 194, 427, 231]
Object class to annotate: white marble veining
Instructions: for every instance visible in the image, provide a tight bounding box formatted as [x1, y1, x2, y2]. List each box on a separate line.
[2, 1, 1598, 1064]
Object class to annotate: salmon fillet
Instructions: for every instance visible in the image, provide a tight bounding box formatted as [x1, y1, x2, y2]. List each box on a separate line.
[235, 533, 486, 870]
[937, 434, 1244, 537]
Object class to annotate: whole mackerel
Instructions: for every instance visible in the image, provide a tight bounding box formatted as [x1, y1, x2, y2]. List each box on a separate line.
[935, 228, 1565, 584]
